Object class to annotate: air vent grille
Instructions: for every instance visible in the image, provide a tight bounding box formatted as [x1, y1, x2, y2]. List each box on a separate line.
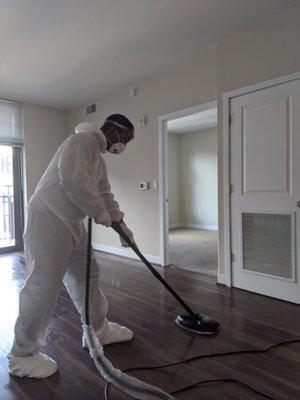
[86, 104, 96, 114]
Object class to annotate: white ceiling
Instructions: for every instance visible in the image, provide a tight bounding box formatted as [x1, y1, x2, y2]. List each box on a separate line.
[167, 108, 217, 134]
[0, 0, 297, 110]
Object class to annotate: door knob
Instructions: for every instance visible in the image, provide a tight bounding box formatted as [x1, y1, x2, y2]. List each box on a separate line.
[297, 201, 300, 208]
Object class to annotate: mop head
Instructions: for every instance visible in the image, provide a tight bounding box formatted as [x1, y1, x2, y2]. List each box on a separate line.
[175, 313, 220, 335]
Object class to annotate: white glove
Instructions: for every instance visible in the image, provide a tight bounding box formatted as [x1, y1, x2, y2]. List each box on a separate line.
[119, 222, 136, 248]
[94, 210, 111, 227]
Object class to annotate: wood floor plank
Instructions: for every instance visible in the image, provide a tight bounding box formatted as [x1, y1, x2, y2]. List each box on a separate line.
[0, 251, 299, 400]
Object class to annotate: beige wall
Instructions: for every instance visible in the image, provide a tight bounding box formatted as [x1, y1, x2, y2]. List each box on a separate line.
[216, 4, 300, 275]
[218, 6, 300, 94]
[68, 47, 218, 255]
[168, 129, 218, 229]
[179, 128, 218, 228]
[67, 4, 300, 271]
[23, 103, 68, 199]
[168, 133, 180, 226]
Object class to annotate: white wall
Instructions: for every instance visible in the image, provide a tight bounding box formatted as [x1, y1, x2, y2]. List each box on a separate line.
[23, 103, 68, 199]
[168, 128, 218, 230]
[168, 133, 180, 226]
[179, 128, 218, 229]
[67, 4, 300, 269]
[68, 47, 217, 256]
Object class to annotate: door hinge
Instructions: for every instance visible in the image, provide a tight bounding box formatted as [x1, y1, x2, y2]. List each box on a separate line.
[230, 184, 234, 194]
[228, 114, 233, 125]
[230, 253, 235, 262]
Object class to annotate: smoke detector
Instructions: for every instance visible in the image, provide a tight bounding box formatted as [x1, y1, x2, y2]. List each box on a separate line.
[129, 87, 137, 99]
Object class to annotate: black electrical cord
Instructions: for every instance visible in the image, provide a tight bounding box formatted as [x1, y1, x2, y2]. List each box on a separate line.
[104, 338, 300, 400]
[170, 378, 277, 399]
[123, 338, 300, 373]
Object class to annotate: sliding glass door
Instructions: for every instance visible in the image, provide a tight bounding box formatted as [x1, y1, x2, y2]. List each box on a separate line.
[0, 144, 24, 253]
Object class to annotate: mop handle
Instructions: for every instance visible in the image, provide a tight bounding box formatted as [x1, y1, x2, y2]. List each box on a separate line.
[85, 217, 93, 325]
[111, 221, 197, 318]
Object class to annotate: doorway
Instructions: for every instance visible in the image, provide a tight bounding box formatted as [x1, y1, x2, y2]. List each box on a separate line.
[0, 144, 24, 253]
[159, 101, 219, 277]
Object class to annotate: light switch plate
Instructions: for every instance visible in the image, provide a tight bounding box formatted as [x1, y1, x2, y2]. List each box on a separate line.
[139, 181, 149, 190]
[138, 115, 147, 127]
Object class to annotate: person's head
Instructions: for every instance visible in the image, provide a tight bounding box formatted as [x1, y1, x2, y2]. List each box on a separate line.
[101, 114, 134, 154]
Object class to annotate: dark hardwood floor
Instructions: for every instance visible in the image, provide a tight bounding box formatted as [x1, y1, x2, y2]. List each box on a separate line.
[0, 251, 299, 400]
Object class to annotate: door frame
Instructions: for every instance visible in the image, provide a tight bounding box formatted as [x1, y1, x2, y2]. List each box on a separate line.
[0, 143, 24, 254]
[158, 100, 218, 267]
[222, 70, 300, 287]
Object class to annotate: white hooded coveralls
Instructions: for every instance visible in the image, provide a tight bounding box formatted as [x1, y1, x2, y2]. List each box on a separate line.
[11, 128, 124, 357]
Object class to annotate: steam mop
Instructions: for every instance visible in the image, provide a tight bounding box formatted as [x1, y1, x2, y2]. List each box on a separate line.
[111, 221, 220, 335]
[84, 219, 219, 400]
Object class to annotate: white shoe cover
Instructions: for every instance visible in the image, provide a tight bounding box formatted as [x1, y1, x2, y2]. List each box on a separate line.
[8, 352, 58, 378]
[82, 319, 133, 348]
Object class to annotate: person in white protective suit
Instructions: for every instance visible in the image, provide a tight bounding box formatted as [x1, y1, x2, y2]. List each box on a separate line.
[8, 114, 136, 378]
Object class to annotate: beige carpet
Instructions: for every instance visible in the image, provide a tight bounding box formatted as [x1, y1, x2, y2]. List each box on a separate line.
[169, 228, 218, 276]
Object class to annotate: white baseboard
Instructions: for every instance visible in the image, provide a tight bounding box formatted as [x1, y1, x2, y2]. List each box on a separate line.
[169, 223, 218, 231]
[217, 273, 230, 286]
[92, 242, 162, 265]
[169, 223, 182, 229]
[185, 223, 219, 231]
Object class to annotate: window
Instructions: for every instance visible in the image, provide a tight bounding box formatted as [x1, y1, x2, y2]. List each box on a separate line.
[0, 99, 23, 144]
[0, 100, 24, 252]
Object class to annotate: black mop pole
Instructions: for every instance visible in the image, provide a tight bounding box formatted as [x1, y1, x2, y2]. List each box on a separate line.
[111, 221, 198, 319]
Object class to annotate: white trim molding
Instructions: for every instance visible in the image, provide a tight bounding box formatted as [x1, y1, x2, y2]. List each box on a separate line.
[169, 223, 218, 231]
[169, 223, 182, 229]
[217, 273, 229, 286]
[93, 242, 162, 265]
[159, 100, 218, 268]
[183, 223, 218, 231]
[222, 70, 300, 289]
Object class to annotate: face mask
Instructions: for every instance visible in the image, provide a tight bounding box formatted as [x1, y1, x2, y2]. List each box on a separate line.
[108, 142, 126, 154]
[106, 131, 127, 154]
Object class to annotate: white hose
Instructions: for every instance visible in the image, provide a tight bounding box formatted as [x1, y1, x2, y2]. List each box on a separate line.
[83, 324, 175, 400]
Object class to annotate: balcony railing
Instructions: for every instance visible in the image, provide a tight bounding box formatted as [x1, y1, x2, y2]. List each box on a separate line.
[0, 194, 15, 247]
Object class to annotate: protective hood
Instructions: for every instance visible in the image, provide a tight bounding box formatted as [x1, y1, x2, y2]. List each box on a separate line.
[74, 122, 107, 153]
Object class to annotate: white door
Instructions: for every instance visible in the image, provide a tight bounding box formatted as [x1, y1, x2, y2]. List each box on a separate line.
[230, 79, 300, 303]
